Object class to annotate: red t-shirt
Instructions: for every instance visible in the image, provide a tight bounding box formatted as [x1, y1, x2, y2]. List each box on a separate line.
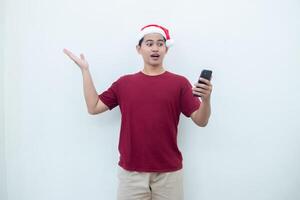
[99, 71, 200, 172]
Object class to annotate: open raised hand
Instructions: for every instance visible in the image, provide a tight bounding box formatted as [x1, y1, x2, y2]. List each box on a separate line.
[63, 48, 89, 70]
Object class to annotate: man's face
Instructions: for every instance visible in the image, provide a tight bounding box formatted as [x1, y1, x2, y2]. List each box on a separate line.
[136, 33, 168, 67]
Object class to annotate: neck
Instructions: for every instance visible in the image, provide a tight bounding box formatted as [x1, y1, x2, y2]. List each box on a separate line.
[142, 64, 165, 76]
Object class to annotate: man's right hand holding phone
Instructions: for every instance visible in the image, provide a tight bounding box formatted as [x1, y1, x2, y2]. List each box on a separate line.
[192, 70, 213, 102]
[190, 70, 213, 126]
[192, 78, 213, 102]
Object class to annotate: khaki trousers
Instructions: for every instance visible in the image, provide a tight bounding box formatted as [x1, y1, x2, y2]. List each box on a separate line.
[117, 166, 184, 200]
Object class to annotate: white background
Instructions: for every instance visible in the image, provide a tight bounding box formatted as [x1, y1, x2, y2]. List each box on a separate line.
[1, 0, 300, 199]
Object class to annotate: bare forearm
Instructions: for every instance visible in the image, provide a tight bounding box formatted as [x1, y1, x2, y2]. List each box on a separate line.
[81, 68, 99, 113]
[193, 99, 211, 127]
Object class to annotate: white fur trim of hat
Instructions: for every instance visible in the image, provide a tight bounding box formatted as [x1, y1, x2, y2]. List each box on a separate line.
[138, 24, 174, 47]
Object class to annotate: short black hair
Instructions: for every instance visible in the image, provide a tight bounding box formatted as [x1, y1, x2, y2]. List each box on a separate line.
[138, 37, 167, 46]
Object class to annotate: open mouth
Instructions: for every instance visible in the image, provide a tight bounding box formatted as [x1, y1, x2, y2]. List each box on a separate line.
[150, 54, 160, 59]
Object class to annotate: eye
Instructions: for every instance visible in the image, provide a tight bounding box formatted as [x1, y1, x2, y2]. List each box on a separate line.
[157, 42, 164, 47]
[145, 42, 153, 47]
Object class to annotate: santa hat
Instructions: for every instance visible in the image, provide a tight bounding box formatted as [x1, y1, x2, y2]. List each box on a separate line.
[138, 24, 174, 47]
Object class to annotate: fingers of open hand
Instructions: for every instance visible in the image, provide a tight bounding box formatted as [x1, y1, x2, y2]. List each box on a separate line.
[63, 49, 79, 62]
[63, 48, 87, 67]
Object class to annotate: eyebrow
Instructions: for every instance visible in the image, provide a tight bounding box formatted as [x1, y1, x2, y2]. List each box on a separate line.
[145, 39, 165, 42]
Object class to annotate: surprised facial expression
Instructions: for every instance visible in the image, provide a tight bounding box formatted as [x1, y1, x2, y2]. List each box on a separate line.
[136, 33, 168, 67]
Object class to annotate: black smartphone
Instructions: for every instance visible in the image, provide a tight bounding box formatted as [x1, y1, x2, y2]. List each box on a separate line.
[198, 69, 212, 84]
[194, 69, 213, 97]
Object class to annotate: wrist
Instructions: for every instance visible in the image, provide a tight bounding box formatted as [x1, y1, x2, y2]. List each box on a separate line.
[201, 97, 211, 104]
[81, 67, 90, 73]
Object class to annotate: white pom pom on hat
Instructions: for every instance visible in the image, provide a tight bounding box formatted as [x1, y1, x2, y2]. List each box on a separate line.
[138, 24, 174, 47]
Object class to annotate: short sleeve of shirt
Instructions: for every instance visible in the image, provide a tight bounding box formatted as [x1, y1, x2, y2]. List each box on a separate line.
[180, 78, 201, 117]
[98, 80, 119, 110]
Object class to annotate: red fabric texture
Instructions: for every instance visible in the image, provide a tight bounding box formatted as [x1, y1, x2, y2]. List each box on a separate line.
[99, 71, 200, 172]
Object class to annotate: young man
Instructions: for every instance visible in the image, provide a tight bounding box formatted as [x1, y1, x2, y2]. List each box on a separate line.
[63, 24, 212, 200]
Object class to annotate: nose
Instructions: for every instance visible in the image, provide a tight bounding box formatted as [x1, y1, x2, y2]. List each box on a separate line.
[151, 44, 160, 51]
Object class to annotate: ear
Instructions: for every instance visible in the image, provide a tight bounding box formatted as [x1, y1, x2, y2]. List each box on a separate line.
[165, 46, 169, 54]
[136, 45, 141, 54]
